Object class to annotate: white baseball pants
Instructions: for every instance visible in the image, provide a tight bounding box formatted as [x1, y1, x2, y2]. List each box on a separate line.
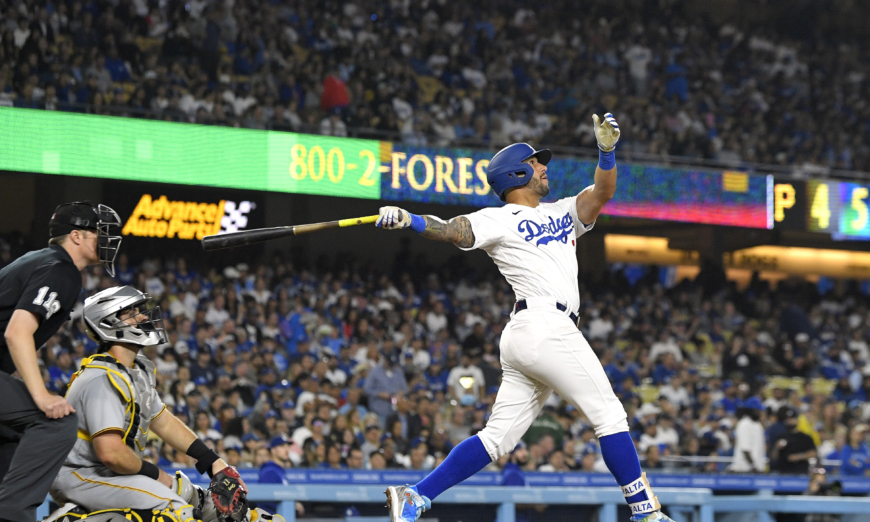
[477, 298, 629, 460]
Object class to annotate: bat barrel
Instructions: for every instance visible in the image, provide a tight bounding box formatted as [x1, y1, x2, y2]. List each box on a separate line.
[201, 227, 294, 251]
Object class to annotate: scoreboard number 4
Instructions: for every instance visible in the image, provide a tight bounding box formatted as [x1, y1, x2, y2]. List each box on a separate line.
[810, 183, 831, 229]
[33, 286, 61, 319]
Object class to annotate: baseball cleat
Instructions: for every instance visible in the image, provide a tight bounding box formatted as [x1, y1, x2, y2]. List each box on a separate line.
[631, 511, 675, 522]
[385, 485, 430, 522]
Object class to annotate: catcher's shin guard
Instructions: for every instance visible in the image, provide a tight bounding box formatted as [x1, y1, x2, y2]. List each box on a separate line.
[247, 508, 284, 522]
[174, 470, 218, 522]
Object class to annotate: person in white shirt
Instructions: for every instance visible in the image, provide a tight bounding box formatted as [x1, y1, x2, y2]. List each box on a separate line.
[446, 352, 485, 403]
[426, 301, 448, 334]
[729, 397, 767, 473]
[649, 331, 682, 363]
[658, 375, 692, 409]
[377, 116, 679, 522]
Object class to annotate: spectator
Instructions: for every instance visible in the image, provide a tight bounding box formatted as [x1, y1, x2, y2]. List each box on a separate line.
[771, 407, 817, 475]
[363, 352, 408, 422]
[730, 397, 767, 473]
[446, 352, 485, 404]
[827, 424, 870, 476]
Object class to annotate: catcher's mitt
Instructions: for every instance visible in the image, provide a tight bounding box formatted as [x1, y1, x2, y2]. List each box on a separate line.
[207, 467, 248, 522]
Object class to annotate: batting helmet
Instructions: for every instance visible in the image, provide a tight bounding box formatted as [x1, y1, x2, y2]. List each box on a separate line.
[486, 143, 552, 201]
[83, 286, 167, 349]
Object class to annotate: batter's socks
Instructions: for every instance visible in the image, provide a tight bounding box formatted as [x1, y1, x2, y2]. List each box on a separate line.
[599, 432, 661, 519]
[415, 435, 491, 501]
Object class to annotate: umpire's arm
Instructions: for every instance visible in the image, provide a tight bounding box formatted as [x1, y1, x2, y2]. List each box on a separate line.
[576, 113, 621, 224]
[4, 309, 75, 419]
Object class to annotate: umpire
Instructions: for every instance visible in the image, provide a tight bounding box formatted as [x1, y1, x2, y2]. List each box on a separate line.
[0, 201, 122, 522]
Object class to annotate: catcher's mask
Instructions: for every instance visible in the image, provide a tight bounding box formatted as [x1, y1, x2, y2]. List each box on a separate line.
[50, 201, 123, 276]
[83, 286, 167, 349]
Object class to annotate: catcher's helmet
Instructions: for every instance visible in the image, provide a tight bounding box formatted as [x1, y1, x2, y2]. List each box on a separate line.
[50, 201, 123, 277]
[83, 286, 167, 349]
[486, 143, 552, 201]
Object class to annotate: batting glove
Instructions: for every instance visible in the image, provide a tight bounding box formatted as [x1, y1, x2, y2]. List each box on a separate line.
[376, 206, 412, 230]
[592, 113, 620, 152]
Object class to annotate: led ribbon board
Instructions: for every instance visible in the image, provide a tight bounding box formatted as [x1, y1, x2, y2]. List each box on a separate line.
[381, 145, 770, 229]
[1, 108, 769, 228]
[0, 107, 382, 199]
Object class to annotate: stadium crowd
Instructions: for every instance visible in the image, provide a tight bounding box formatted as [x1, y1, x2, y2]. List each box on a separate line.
[10, 245, 870, 479]
[1, 0, 869, 174]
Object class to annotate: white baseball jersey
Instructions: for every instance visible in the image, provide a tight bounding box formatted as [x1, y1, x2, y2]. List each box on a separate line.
[459, 194, 593, 312]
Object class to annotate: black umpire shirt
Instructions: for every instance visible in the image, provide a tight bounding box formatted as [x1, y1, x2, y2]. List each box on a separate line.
[0, 245, 81, 374]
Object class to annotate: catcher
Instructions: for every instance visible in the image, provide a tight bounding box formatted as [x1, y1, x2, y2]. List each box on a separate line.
[46, 286, 282, 522]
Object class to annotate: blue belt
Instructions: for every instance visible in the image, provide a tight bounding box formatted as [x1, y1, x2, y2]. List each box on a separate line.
[514, 299, 579, 324]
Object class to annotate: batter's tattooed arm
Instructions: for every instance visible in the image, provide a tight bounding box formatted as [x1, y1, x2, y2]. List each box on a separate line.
[421, 216, 475, 248]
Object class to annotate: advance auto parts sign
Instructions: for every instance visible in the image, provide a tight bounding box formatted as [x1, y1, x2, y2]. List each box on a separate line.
[122, 194, 255, 239]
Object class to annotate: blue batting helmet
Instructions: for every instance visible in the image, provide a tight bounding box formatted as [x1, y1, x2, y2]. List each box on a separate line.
[486, 143, 552, 201]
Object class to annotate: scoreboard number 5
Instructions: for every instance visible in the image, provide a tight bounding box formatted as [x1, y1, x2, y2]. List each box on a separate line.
[851, 187, 869, 231]
[810, 183, 831, 229]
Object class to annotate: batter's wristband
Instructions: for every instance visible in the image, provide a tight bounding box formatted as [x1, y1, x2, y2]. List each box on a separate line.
[598, 149, 616, 170]
[137, 459, 160, 481]
[187, 439, 220, 478]
[409, 213, 427, 233]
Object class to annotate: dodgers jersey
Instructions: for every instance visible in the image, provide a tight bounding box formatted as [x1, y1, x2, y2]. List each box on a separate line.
[64, 353, 166, 469]
[459, 195, 593, 312]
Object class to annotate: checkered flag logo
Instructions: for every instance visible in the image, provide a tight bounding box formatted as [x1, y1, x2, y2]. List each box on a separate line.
[220, 201, 254, 233]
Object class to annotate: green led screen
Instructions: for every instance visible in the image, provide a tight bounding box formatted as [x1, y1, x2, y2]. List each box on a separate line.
[0, 108, 382, 199]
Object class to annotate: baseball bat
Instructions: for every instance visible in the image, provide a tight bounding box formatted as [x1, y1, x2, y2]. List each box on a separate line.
[201, 215, 380, 251]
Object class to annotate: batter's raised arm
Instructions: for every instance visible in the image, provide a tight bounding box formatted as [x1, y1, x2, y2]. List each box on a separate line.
[576, 112, 621, 224]
[376, 207, 475, 248]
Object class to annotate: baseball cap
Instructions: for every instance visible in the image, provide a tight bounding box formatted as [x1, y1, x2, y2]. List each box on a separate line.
[265, 410, 279, 419]
[241, 433, 260, 443]
[225, 445, 242, 454]
[49, 201, 101, 237]
[281, 400, 296, 410]
[269, 435, 291, 449]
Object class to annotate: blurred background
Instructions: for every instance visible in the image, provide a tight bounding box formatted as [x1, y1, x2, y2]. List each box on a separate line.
[4, 0, 870, 520]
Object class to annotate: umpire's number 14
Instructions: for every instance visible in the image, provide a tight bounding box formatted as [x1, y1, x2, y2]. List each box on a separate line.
[33, 286, 61, 319]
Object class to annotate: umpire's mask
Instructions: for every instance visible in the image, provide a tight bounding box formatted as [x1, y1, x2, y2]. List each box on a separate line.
[50, 201, 123, 276]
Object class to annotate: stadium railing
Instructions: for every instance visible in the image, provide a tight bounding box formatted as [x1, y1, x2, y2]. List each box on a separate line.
[38, 482, 870, 522]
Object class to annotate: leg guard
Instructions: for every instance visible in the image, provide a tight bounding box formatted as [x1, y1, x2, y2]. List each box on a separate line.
[622, 472, 661, 518]
[248, 507, 284, 522]
[173, 470, 217, 522]
[51, 506, 197, 522]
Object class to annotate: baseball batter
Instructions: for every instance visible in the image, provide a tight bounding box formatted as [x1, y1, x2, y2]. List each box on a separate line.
[377, 114, 674, 522]
[47, 286, 280, 522]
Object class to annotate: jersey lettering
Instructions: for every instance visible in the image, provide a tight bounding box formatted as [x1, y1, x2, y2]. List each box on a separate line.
[32, 286, 61, 319]
[517, 212, 574, 246]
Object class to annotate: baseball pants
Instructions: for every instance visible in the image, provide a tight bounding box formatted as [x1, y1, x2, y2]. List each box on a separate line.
[477, 299, 629, 460]
[0, 371, 79, 522]
[51, 466, 189, 513]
